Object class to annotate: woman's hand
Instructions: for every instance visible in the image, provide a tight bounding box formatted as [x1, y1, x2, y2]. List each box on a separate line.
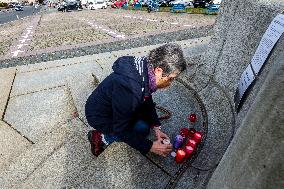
[150, 137, 173, 157]
[154, 128, 170, 140]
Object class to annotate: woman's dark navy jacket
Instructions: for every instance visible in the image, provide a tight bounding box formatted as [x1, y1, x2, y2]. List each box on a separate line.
[85, 56, 161, 154]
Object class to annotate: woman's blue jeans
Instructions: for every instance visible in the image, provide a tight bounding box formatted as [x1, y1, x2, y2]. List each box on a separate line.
[104, 120, 150, 144]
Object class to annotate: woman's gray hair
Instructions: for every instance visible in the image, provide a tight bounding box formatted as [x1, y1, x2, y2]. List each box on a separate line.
[147, 43, 186, 75]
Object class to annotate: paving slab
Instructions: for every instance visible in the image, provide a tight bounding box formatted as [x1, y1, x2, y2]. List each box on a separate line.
[148, 81, 205, 175]
[175, 167, 214, 189]
[16, 53, 103, 73]
[77, 142, 171, 189]
[4, 87, 75, 143]
[19, 131, 94, 189]
[11, 61, 102, 96]
[66, 72, 99, 125]
[0, 123, 74, 189]
[0, 67, 15, 118]
[191, 82, 234, 170]
[0, 120, 32, 170]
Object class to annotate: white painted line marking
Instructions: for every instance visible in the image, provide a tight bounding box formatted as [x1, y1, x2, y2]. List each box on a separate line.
[19, 39, 30, 43]
[108, 31, 116, 35]
[116, 35, 125, 38]
[125, 15, 131, 18]
[17, 43, 28, 49]
[183, 24, 191, 27]
[170, 22, 179, 25]
[21, 35, 30, 38]
[16, 15, 19, 19]
[11, 50, 24, 57]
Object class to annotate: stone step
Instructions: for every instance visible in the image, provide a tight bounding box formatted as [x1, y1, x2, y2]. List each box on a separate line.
[15, 36, 211, 75]
[4, 86, 76, 143]
[0, 118, 93, 189]
[0, 121, 32, 171]
[0, 117, 170, 189]
[0, 68, 15, 118]
[76, 142, 171, 189]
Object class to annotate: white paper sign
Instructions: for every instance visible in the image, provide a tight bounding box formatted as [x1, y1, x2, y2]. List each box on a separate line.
[238, 65, 255, 98]
[251, 14, 284, 75]
[235, 14, 284, 110]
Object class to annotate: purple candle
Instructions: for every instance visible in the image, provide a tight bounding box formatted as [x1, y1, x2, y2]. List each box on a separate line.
[173, 135, 184, 149]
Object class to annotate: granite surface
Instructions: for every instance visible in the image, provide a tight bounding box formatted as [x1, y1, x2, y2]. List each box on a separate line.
[0, 67, 15, 118]
[11, 61, 102, 97]
[207, 45, 284, 189]
[0, 120, 32, 170]
[0, 123, 73, 188]
[191, 81, 234, 170]
[148, 81, 205, 175]
[4, 87, 75, 143]
[19, 131, 94, 189]
[0, 25, 213, 69]
[77, 142, 171, 189]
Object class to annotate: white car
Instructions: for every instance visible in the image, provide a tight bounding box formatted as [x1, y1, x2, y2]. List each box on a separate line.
[88, 1, 107, 9]
[169, 0, 193, 7]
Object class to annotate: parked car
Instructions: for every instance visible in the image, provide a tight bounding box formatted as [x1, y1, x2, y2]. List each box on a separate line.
[106, 0, 113, 6]
[193, 0, 210, 8]
[169, 0, 193, 7]
[111, 0, 126, 8]
[88, 1, 107, 9]
[158, 0, 175, 7]
[212, 0, 221, 4]
[15, 5, 24, 11]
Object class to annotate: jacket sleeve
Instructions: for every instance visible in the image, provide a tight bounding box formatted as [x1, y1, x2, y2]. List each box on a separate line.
[111, 80, 153, 155]
[139, 96, 161, 127]
[148, 96, 161, 127]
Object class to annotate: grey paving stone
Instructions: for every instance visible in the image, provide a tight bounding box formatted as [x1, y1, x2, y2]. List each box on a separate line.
[11, 61, 102, 96]
[4, 87, 75, 143]
[175, 167, 214, 189]
[0, 123, 73, 188]
[191, 82, 234, 170]
[16, 54, 100, 73]
[77, 142, 171, 189]
[0, 121, 32, 170]
[66, 73, 98, 126]
[19, 131, 94, 189]
[148, 81, 205, 175]
[0, 67, 15, 117]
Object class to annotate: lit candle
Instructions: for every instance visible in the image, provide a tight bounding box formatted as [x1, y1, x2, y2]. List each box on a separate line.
[173, 135, 184, 149]
[188, 114, 197, 123]
[180, 128, 190, 138]
[185, 145, 194, 158]
[193, 132, 202, 144]
[187, 139, 197, 149]
[162, 139, 171, 145]
[175, 149, 186, 163]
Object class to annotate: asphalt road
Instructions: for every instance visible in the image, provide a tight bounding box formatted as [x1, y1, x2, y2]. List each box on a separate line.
[0, 6, 41, 25]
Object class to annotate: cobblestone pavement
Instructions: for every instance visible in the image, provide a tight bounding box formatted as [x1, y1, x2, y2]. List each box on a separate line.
[0, 8, 216, 66]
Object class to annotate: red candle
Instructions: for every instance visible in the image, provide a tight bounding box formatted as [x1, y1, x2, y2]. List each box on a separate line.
[187, 139, 197, 149]
[188, 128, 196, 138]
[194, 132, 202, 144]
[180, 128, 190, 138]
[175, 149, 186, 163]
[185, 145, 194, 158]
[188, 114, 197, 123]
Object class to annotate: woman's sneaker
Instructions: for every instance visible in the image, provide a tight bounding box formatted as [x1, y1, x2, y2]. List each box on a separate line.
[87, 130, 105, 157]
